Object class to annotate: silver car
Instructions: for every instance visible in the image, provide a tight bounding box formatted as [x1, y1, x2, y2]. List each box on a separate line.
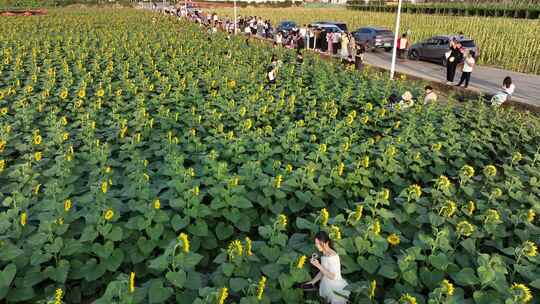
[352, 27, 395, 51]
[408, 35, 479, 66]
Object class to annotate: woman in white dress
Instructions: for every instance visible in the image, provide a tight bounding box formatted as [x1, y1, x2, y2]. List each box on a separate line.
[304, 231, 350, 304]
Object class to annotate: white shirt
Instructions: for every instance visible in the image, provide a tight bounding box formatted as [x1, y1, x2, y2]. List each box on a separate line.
[319, 255, 349, 303]
[244, 27, 251, 34]
[267, 70, 275, 81]
[503, 83, 515, 95]
[332, 32, 340, 43]
[463, 57, 475, 72]
[424, 91, 438, 104]
[399, 38, 408, 49]
[300, 28, 307, 36]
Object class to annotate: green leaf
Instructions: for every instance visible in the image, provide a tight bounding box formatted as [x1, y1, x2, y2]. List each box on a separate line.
[216, 222, 234, 240]
[103, 249, 124, 272]
[429, 253, 449, 271]
[260, 245, 280, 262]
[295, 217, 316, 231]
[402, 268, 418, 286]
[354, 237, 370, 254]
[222, 263, 235, 277]
[171, 215, 190, 231]
[45, 259, 70, 283]
[149, 254, 169, 272]
[358, 256, 379, 274]
[148, 279, 173, 303]
[137, 237, 156, 255]
[450, 267, 479, 286]
[147, 223, 164, 240]
[178, 252, 203, 269]
[530, 279, 540, 289]
[166, 270, 187, 288]
[473, 290, 504, 304]
[105, 226, 123, 241]
[261, 263, 281, 279]
[0, 263, 16, 298]
[184, 271, 202, 290]
[420, 268, 445, 290]
[188, 220, 208, 237]
[230, 277, 248, 292]
[6, 285, 35, 302]
[378, 262, 398, 279]
[477, 266, 495, 286]
[258, 226, 273, 239]
[461, 238, 476, 254]
[232, 196, 253, 208]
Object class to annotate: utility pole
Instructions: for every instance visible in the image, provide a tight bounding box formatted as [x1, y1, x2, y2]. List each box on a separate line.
[390, 0, 403, 80]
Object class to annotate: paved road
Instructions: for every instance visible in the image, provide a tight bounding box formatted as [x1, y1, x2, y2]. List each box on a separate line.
[364, 51, 540, 107]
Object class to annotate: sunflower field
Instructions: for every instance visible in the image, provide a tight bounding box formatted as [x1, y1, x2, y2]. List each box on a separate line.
[0, 8, 539, 304]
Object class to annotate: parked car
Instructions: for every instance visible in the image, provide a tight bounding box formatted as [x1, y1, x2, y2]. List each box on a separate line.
[314, 21, 348, 32]
[309, 23, 344, 34]
[408, 35, 479, 66]
[352, 27, 394, 51]
[276, 21, 298, 38]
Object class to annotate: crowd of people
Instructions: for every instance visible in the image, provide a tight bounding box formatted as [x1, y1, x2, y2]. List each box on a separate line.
[155, 4, 516, 107]
[159, 6, 369, 69]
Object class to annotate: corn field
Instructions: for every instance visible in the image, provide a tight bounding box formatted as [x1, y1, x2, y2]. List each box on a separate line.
[215, 8, 540, 75]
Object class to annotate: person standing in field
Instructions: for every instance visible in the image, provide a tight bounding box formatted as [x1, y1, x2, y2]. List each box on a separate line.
[348, 33, 356, 59]
[397, 33, 409, 59]
[445, 39, 463, 85]
[275, 31, 283, 46]
[300, 24, 308, 49]
[340, 33, 349, 59]
[326, 31, 334, 55]
[308, 26, 315, 49]
[355, 42, 366, 70]
[456, 50, 475, 88]
[332, 31, 340, 55]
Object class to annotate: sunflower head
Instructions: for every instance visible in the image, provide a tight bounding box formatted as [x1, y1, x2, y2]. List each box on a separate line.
[483, 165, 497, 177]
[399, 293, 417, 304]
[512, 152, 523, 163]
[526, 209, 535, 223]
[277, 214, 288, 230]
[297, 255, 306, 268]
[437, 175, 452, 190]
[484, 209, 502, 224]
[522, 241, 538, 257]
[330, 225, 342, 240]
[510, 283, 533, 303]
[441, 279, 455, 296]
[456, 221, 475, 237]
[408, 184, 422, 200]
[320, 208, 329, 226]
[460, 165, 475, 179]
[104, 208, 114, 221]
[387, 234, 400, 246]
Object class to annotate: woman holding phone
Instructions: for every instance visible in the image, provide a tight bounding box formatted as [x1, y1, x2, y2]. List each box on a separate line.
[303, 231, 349, 304]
